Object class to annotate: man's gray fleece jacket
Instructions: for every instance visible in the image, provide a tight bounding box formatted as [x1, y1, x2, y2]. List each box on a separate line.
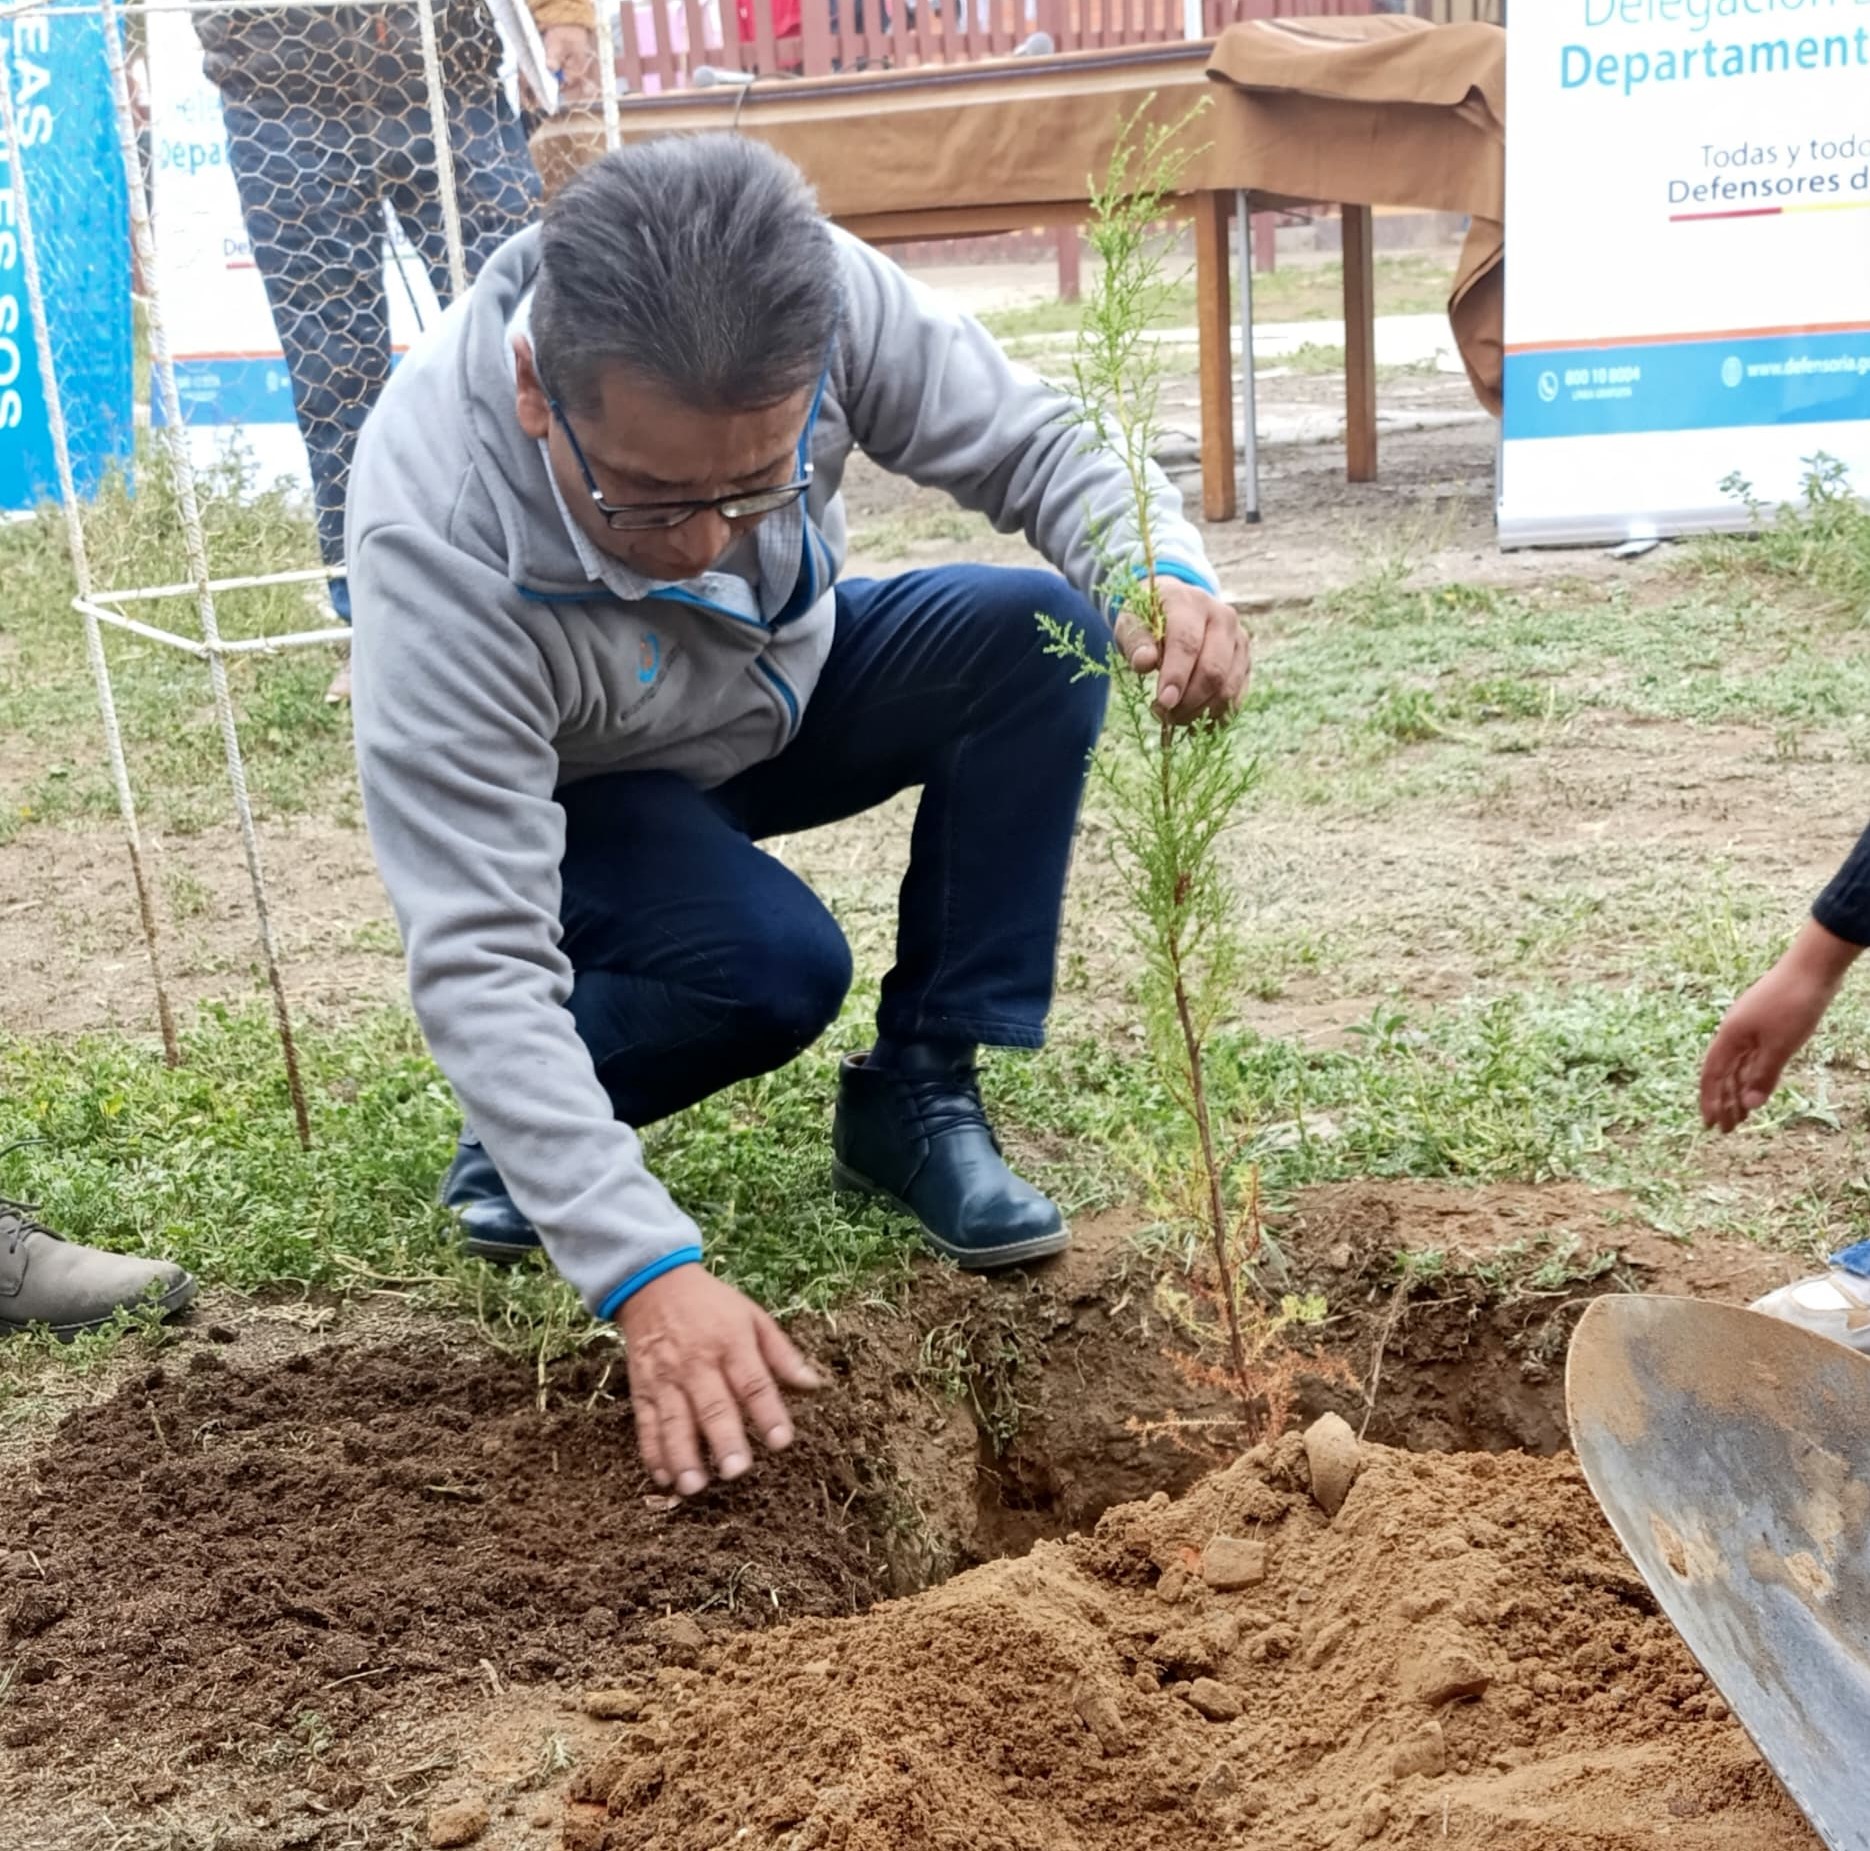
[348, 221, 1217, 1320]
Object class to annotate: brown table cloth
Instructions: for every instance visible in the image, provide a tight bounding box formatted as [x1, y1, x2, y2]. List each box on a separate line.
[1206, 13, 1504, 411]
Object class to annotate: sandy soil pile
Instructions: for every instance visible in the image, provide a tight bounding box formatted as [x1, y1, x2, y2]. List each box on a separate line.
[566, 1429, 1811, 1851]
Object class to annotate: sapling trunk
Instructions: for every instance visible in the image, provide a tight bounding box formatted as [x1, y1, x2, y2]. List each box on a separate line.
[1167, 905, 1250, 1389]
[1039, 103, 1277, 1415]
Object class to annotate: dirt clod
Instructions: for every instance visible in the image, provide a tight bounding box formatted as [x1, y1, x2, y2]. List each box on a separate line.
[1183, 1677, 1244, 1723]
[1403, 1642, 1492, 1708]
[1072, 1681, 1130, 1755]
[1390, 1719, 1447, 1780]
[1303, 1615, 1353, 1669]
[427, 1798, 490, 1848]
[1199, 1535, 1267, 1591]
[649, 1615, 706, 1664]
[3, 1586, 68, 1642]
[1302, 1412, 1361, 1517]
[581, 1689, 644, 1722]
[1197, 1760, 1238, 1802]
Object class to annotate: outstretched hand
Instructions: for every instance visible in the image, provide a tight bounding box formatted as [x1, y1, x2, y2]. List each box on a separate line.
[618, 1264, 821, 1497]
[1113, 578, 1251, 725]
[1700, 922, 1859, 1132]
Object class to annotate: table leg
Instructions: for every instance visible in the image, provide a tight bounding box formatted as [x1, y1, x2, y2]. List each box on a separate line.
[1054, 224, 1082, 304]
[1235, 191, 1260, 525]
[1343, 202, 1377, 484]
[1193, 190, 1235, 524]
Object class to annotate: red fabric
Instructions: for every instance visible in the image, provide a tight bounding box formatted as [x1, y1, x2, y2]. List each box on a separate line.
[736, 0, 801, 44]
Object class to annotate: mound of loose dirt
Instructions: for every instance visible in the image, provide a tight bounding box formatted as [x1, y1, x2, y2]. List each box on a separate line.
[565, 1436, 1813, 1851]
[0, 1244, 1242, 1780]
[1, 1341, 905, 1766]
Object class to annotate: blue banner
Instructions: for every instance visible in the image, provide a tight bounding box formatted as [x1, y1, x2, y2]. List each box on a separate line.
[0, 11, 133, 511]
[169, 355, 299, 427]
[1505, 326, 1870, 442]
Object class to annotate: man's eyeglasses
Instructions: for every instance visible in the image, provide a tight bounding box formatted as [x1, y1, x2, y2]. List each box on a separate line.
[550, 398, 813, 534]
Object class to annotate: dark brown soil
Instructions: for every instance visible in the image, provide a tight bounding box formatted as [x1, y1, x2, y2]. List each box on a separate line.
[1280, 1181, 1797, 1454]
[0, 1184, 1803, 1847]
[1, 1341, 894, 1763]
[0, 1218, 1245, 1787]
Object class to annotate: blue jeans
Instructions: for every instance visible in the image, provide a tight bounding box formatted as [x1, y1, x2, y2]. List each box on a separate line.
[555, 566, 1111, 1128]
[220, 89, 540, 578]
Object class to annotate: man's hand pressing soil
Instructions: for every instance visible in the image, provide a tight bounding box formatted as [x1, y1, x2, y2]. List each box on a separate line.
[618, 1265, 822, 1497]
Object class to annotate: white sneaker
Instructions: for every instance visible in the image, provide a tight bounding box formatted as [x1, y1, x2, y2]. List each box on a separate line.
[1750, 1248, 1870, 1355]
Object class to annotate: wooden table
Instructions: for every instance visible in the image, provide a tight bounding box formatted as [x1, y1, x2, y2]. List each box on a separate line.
[531, 43, 1382, 524]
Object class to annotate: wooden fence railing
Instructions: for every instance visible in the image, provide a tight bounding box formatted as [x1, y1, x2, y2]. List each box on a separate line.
[614, 0, 1378, 95]
[1412, 0, 1503, 20]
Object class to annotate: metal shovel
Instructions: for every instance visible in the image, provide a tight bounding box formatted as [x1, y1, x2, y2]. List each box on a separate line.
[1566, 1294, 1870, 1851]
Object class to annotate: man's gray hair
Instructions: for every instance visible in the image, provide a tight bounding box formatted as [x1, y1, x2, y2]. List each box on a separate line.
[531, 134, 842, 416]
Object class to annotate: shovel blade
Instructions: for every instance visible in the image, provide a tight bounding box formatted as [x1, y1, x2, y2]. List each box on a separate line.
[1567, 1295, 1870, 1851]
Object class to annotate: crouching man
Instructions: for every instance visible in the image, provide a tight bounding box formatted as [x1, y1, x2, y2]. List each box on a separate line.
[348, 135, 1245, 1499]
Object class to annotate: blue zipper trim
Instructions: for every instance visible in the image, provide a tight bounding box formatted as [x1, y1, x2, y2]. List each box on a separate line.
[799, 366, 829, 467]
[756, 656, 801, 735]
[516, 584, 609, 605]
[776, 526, 821, 629]
[596, 1244, 705, 1320]
[1138, 558, 1220, 594]
[644, 583, 771, 631]
[771, 366, 833, 629]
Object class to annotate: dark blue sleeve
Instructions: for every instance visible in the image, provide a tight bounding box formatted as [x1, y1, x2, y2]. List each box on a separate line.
[1813, 822, 1870, 946]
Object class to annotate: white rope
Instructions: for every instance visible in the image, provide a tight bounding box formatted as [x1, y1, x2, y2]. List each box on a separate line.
[73, 600, 354, 657]
[413, 0, 469, 298]
[593, 0, 621, 149]
[92, 565, 341, 606]
[69, 602, 215, 657]
[101, 0, 314, 1146]
[0, 39, 179, 1065]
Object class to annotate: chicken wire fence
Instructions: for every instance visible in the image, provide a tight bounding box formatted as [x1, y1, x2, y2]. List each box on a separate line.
[0, 0, 632, 1140]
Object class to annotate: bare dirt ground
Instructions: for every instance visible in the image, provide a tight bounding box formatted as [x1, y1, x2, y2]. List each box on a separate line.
[0, 404, 1711, 1047]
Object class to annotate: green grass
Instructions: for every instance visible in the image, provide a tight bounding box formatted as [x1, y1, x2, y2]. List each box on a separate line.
[2, 869, 1858, 1355]
[0, 1003, 920, 1348]
[977, 251, 1455, 343]
[1696, 455, 1870, 618]
[1229, 542, 1870, 805]
[0, 441, 351, 841]
[0, 880, 1858, 1401]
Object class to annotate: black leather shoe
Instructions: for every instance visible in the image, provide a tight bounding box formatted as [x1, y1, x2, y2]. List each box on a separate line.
[440, 1133, 541, 1263]
[831, 1048, 1068, 1270]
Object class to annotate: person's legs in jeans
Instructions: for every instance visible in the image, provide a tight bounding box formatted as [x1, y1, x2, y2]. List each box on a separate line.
[723, 566, 1110, 1053]
[447, 564, 1111, 1267]
[444, 771, 855, 1256]
[221, 100, 385, 602]
[558, 774, 855, 1129]
[722, 566, 1110, 1264]
[383, 87, 541, 301]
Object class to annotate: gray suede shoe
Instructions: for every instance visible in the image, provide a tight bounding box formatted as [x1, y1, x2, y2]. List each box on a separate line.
[0, 1199, 198, 1339]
